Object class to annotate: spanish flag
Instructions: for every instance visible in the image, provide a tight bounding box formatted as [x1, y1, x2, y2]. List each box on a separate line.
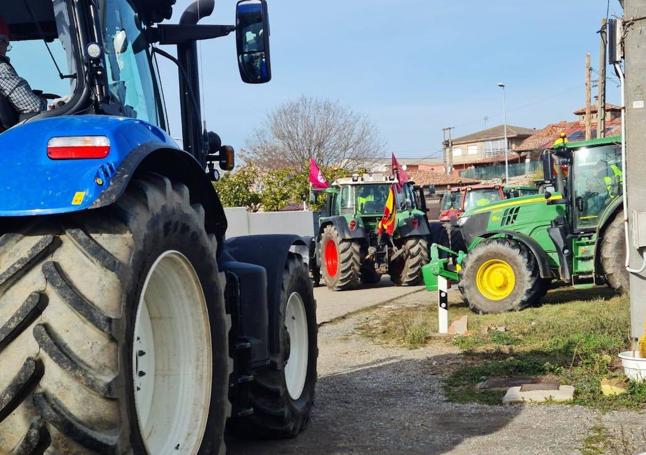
[378, 184, 397, 236]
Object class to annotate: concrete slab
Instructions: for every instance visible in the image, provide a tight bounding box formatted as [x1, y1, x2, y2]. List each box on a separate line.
[503, 385, 575, 405]
[314, 277, 425, 325]
[477, 376, 558, 392]
[448, 315, 468, 335]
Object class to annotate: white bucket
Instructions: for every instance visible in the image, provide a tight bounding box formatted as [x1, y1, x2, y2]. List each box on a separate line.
[618, 351, 646, 382]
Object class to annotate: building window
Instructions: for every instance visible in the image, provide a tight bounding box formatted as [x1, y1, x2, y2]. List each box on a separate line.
[453, 148, 463, 156]
[468, 145, 478, 155]
[484, 139, 507, 156]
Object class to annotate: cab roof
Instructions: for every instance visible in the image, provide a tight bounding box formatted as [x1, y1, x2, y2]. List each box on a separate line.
[564, 135, 621, 149]
[1, 1, 57, 41]
[333, 173, 401, 186]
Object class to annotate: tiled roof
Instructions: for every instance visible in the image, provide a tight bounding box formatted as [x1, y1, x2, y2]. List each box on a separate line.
[408, 170, 480, 186]
[452, 125, 536, 145]
[516, 118, 621, 152]
[573, 103, 622, 115]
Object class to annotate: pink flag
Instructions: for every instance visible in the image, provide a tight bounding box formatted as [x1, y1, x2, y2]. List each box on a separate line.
[309, 158, 329, 189]
[392, 153, 409, 188]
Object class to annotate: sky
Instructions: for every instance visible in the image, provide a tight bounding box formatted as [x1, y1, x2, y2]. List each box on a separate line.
[14, 0, 624, 159]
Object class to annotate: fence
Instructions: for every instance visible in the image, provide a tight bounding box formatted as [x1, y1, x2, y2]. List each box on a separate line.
[459, 160, 542, 181]
[224, 208, 316, 238]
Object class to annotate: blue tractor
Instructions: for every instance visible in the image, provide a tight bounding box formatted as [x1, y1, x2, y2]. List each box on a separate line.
[0, 1, 317, 453]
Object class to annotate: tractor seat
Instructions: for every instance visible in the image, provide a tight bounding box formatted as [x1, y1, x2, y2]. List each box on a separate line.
[0, 95, 18, 132]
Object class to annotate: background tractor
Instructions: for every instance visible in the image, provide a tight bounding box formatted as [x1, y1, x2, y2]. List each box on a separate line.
[311, 174, 446, 290]
[0, 1, 317, 454]
[428, 135, 627, 313]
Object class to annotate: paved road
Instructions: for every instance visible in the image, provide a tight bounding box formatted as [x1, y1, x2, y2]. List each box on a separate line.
[314, 277, 425, 324]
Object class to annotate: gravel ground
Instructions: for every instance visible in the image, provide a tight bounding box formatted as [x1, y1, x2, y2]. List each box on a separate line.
[229, 295, 646, 455]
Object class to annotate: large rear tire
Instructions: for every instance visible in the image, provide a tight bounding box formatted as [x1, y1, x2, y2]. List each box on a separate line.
[600, 211, 629, 294]
[229, 254, 317, 438]
[320, 225, 360, 291]
[460, 238, 542, 313]
[0, 173, 230, 454]
[390, 237, 429, 286]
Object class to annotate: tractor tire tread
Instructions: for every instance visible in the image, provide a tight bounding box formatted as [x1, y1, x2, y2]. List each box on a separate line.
[600, 211, 629, 294]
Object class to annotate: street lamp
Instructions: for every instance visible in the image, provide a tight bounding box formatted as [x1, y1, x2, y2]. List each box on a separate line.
[497, 82, 509, 182]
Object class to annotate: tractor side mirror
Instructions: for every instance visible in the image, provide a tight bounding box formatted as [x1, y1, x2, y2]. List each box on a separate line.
[542, 150, 554, 183]
[236, 0, 271, 84]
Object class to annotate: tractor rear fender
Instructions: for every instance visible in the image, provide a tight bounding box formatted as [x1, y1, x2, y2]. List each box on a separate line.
[484, 230, 554, 279]
[318, 216, 367, 240]
[397, 214, 432, 238]
[92, 141, 228, 245]
[224, 235, 310, 361]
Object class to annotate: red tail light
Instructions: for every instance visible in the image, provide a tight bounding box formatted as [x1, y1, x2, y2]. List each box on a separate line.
[411, 218, 419, 229]
[48, 136, 110, 160]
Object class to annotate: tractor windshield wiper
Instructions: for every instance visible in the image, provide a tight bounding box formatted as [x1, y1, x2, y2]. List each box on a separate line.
[23, 0, 76, 80]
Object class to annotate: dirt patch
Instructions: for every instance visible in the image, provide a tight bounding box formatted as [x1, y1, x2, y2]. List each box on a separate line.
[229, 294, 646, 454]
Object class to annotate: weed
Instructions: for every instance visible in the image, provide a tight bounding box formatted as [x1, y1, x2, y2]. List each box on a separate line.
[580, 425, 609, 455]
[359, 290, 645, 410]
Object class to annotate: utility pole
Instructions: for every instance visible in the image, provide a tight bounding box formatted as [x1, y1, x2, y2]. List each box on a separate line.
[497, 83, 509, 182]
[585, 52, 592, 140]
[442, 127, 454, 176]
[597, 19, 607, 138]
[623, 1, 646, 348]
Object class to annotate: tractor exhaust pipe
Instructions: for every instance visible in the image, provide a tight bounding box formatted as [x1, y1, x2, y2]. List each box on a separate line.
[180, 0, 215, 25]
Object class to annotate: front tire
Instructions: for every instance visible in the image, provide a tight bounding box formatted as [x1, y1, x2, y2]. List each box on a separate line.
[320, 225, 360, 291]
[460, 239, 542, 313]
[0, 173, 230, 454]
[390, 237, 429, 286]
[230, 254, 317, 438]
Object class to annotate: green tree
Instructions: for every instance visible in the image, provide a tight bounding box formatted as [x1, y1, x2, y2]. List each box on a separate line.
[213, 164, 261, 210]
[260, 168, 304, 211]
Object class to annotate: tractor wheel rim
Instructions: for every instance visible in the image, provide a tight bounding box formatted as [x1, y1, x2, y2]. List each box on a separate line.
[284, 291, 309, 400]
[324, 240, 338, 277]
[476, 259, 516, 301]
[133, 251, 212, 455]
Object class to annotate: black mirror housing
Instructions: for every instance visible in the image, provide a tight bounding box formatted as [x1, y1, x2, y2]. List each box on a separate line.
[542, 150, 554, 183]
[236, 0, 271, 84]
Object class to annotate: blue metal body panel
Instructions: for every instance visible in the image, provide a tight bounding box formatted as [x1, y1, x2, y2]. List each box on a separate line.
[0, 115, 177, 216]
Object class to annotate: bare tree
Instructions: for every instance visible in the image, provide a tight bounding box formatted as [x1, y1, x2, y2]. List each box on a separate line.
[245, 96, 385, 170]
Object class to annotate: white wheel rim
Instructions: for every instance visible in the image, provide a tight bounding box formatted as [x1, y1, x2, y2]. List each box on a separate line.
[133, 251, 212, 455]
[284, 292, 309, 400]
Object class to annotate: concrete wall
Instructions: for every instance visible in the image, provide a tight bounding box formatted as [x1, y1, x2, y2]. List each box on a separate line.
[224, 208, 316, 238]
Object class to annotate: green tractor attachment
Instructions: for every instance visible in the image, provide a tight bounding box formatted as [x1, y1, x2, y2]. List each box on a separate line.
[423, 135, 628, 313]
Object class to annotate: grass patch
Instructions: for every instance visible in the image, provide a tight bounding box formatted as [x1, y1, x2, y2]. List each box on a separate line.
[580, 425, 610, 455]
[358, 288, 646, 410]
[580, 424, 646, 455]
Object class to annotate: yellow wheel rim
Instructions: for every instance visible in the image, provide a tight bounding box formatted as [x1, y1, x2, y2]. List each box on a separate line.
[476, 259, 516, 301]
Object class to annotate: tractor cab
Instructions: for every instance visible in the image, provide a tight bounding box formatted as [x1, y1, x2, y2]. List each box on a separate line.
[438, 187, 462, 222]
[542, 135, 624, 285]
[544, 135, 623, 232]
[0, 1, 81, 129]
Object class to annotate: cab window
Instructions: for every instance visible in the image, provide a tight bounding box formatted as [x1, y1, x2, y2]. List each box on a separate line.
[572, 144, 622, 230]
[101, 0, 160, 125]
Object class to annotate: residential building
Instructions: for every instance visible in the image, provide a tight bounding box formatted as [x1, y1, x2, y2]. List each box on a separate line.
[448, 124, 536, 172]
[366, 156, 445, 174]
[516, 105, 622, 160]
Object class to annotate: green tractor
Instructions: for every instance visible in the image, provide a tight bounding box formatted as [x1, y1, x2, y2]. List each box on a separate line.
[311, 174, 445, 290]
[426, 135, 628, 313]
